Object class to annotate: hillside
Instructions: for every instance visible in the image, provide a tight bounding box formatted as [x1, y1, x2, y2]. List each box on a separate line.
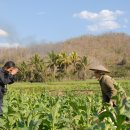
[0, 33, 130, 65]
[63, 33, 130, 65]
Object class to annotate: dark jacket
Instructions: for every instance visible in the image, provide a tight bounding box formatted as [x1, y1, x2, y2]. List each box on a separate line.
[0, 68, 15, 95]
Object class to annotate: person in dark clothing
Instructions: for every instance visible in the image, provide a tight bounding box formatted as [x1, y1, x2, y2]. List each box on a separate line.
[0, 61, 18, 115]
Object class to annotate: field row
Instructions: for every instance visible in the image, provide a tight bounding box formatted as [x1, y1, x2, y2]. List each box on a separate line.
[9, 79, 130, 96]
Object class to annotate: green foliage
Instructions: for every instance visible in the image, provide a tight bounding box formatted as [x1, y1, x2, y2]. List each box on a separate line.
[17, 54, 47, 82]
[17, 52, 88, 82]
[98, 83, 130, 130]
[111, 65, 128, 78]
[1, 81, 130, 129]
[0, 91, 101, 130]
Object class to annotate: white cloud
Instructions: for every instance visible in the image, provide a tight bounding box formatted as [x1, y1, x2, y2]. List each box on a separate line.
[99, 10, 116, 21]
[0, 29, 8, 37]
[74, 9, 124, 32]
[73, 10, 98, 20]
[99, 10, 123, 21]
[0, 43, 20, 48]
[88, 21, 120, 31]
[100, 21, 120, 29]
[74, 10, 123, 21]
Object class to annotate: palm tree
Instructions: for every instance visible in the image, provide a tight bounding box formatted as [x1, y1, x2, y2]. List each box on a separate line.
[46, 51, 59, 80]
[69, 51, 80, 74]
[80, 56, 88, 79]
[29, 54, 45, 82]
[18, 61, 29, 81]
[57, 52, 72, 73]
[72, 55, 88, 80]
[69, 51, 79, 63]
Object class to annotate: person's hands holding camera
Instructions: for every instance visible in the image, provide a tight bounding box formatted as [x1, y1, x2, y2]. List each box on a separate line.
[10, 68, 19, 75]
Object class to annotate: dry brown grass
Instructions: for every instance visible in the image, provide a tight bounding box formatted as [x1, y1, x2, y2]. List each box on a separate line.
[0, 32, 130, 67]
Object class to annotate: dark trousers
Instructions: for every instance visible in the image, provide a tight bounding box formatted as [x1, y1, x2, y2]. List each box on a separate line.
[0, 97, 3, 115]
[0, 87, 4, 115]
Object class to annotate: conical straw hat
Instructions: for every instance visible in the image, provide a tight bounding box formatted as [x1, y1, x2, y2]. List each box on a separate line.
[89, 65, 110, 73]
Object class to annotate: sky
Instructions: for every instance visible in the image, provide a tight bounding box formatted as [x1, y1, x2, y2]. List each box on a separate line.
[0, 0, 130, 47]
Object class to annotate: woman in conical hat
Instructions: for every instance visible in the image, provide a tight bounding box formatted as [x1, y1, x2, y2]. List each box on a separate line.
[89, 65, 117, 107]
[90, 64, 130, 121]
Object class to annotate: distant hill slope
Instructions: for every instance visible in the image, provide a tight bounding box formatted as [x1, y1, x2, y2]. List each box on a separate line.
[0, 33, 130, 66]
[62, 33, 130, 65]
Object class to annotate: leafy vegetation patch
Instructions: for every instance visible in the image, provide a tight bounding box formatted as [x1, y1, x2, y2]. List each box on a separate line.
[0, 80, 130, 129]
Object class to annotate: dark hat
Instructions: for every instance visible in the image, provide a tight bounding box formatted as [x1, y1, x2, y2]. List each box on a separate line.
[4, 61, 16, 68]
